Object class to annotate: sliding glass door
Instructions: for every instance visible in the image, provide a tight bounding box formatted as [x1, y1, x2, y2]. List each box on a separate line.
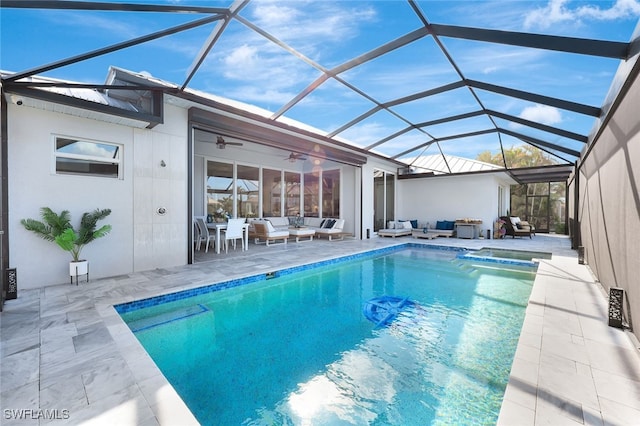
[373, 169, 394, 232]
[206, 161, 234, 218]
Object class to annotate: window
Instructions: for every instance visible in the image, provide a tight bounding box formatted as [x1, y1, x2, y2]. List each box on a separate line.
[322, 169, 340, 218]
[262, 169, 282, 217]
[284, 172, 301, 216]
[54, 137, 121, 178]
[207, 161, 233, 219]
[236, 165, 259, 219]
[304, 171, 320, 217]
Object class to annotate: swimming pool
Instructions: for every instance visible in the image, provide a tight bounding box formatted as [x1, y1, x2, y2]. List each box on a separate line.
[117, 246, 536, 425]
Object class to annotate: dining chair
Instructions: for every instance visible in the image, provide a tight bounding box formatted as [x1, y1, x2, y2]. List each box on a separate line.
[195, 217, 215, 252]
[193, 219, 201, 250]
[222, 218, 246, 253]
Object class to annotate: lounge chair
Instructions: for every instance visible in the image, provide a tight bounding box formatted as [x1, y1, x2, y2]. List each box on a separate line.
[252, 221, 289, 246]
[500, 216, 532, 238]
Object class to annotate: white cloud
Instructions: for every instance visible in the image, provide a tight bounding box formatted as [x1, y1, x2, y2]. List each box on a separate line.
[576, 0, 640, 20]
[202, 1, 379, 109]
[518, 104, 562, 125]
[223, 44, 259, 69]
[250, 1, 377, 49]
[524, 0, 640, 30]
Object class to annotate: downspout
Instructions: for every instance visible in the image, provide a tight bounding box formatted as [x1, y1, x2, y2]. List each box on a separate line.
[187, 109, 194, 264]
[1, 88, 9, 311]
[572, 161, 580, 250]
[359, 167, 363, 239]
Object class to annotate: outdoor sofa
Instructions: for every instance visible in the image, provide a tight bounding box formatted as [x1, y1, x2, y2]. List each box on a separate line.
[423, 220, 456, 238]
[249, 216, 348, 241]
[378, 220, 417, 238]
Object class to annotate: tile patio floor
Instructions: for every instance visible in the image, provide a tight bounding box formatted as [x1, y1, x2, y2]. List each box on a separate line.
[1, 234, 639, 425]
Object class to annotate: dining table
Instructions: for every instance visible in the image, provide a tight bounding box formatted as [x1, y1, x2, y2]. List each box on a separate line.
[206, 222, 250, 254]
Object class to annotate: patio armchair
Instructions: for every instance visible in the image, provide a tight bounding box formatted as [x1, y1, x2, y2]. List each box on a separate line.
[252, 221, 289, 246]
[315, 219, 349, 240]
[500, 216, 532, 239]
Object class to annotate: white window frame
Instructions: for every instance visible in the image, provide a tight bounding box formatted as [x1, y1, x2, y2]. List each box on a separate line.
[53, 135, 123, 179]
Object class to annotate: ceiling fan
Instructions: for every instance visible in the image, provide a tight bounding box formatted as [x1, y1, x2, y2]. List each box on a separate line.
[216, 136, 243, 149]
[285, 152, 308, 162]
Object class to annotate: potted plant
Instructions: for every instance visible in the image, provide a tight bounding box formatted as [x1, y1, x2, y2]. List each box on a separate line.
[21, 207, 112, 284]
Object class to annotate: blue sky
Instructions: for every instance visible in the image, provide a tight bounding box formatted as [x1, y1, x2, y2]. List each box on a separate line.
[1, 0, 639, 166]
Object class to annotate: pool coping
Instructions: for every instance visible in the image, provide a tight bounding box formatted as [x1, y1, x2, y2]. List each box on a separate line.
[103, 241, 640, 425]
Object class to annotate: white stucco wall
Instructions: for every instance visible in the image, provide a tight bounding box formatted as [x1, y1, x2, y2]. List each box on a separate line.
[397, 173, 513, 238]
[8, 102, 189, 289]
[132, 104, 189, 273]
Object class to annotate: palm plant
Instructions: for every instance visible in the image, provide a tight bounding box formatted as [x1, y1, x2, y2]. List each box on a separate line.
[21, 207, 112, 262]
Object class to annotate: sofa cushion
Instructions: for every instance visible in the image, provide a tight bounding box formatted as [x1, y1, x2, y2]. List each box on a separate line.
[304, 217, 324, 228]
[333, 219, 345, 230]
[323, 219, 336, 229]
[402, 221, 412, 230]
[266, 217, 289, 227]
[387, 220, 396, 229]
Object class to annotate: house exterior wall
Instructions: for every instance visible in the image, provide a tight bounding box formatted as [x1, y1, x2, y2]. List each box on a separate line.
[571, 58, 640, 341]
[8, 102, 189, 289]
[132, 104, 189, 273]
[397, 173, 513, 238]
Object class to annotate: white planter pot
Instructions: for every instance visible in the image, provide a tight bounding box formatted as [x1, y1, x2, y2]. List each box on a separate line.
[70, 260, 89, 278]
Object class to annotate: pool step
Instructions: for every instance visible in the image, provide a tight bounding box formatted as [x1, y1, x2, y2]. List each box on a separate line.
[451, 260, 478, 275]
[128, 304, 211, 333]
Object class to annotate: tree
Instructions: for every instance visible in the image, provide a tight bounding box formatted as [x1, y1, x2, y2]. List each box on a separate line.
[477, 145, 566, 233]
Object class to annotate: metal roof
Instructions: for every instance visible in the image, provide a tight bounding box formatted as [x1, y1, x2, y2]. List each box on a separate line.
[2, 0, 639, 183]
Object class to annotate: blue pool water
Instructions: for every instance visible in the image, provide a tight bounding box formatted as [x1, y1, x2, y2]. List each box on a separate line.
[118, 246, 536, 425]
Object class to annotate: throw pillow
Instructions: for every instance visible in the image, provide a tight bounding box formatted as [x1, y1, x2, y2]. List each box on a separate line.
[402, 221, 412, 230]
[410, 219, 418, 228]
[320, 219, 326, 228]
[266, 220, 276, 233]
[446, 221, 455, 230]
[324, 219, 335, 229]
[435, 221, 446, 230]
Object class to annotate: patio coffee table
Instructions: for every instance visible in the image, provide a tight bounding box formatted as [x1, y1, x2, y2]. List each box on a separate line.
[411, 230, 438, 240]
[288, 227, 315, 242]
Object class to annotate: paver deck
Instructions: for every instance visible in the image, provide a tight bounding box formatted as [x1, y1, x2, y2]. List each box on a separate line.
[1, 234, 639, 425]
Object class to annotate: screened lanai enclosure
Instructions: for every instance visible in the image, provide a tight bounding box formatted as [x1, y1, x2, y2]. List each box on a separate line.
[2, 1, 636, 175]
[1, 1, 640, 328]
